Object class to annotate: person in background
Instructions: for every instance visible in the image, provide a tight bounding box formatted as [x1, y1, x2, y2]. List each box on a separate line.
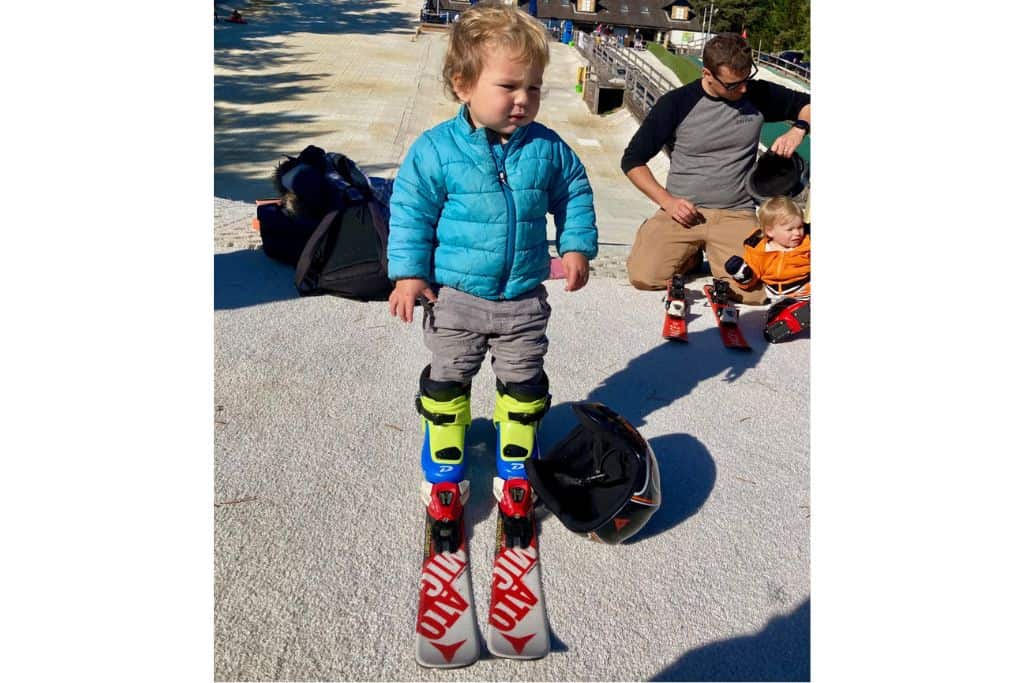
[725, 196, 810, 343]
[620, 32, 810, 304]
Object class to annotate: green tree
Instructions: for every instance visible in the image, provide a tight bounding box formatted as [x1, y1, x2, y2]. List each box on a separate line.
[689, 0, 810, 56]
[689, 0, 766, 34]
[759, 0, 810, 54]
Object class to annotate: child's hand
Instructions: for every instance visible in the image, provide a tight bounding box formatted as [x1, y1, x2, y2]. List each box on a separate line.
[562, 252, 590, 292]
[724, 255, 753, 284]
[388, 278, 435, 323]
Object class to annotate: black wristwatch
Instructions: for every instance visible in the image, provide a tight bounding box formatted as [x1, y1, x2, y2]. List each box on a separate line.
[792, 119, 810, 135]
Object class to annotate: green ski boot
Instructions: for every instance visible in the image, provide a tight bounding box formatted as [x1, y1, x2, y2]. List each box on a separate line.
[493, 374, 550, 479]
[416, 366, 471, 484]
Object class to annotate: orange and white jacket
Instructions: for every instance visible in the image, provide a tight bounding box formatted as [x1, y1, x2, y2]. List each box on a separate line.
[732, 230, 811, 300]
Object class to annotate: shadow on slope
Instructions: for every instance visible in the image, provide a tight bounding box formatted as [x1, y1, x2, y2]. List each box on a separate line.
[650, 598, 810, 681]
[216, 0, 418, 41]
[214, 248, 298, 310]
[214, 1, 419, 201]
[632, 432, 715, 541]
[584, 322, 764, 430]
[542, 321, 764, 541]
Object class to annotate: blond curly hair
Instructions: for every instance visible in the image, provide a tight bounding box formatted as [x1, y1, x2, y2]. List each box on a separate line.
[757, 196, 805, 232]
[442, 1, 550, 101]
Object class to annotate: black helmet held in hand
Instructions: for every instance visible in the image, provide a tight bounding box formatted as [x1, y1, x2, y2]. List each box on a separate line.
[745, 150, 807, 203]
[526, 403, 661, 544]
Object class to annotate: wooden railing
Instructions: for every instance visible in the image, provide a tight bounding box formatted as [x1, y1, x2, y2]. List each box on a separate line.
[575, 31, 810, 124]
[754, 50, 810, 84]
[575, 32, 674, 121]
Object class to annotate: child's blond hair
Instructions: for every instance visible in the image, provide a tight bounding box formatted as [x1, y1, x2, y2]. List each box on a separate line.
[442, 1, 550, 101]
[757, 196, 805, 236]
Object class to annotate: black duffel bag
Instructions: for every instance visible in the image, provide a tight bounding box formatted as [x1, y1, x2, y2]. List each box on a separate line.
[257, 145, 394, 301]
[293, 197, 392, 301]
[257, 201, 318, 266]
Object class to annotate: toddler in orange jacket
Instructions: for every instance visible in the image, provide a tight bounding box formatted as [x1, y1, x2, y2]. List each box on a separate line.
[725, 196, 810, 343]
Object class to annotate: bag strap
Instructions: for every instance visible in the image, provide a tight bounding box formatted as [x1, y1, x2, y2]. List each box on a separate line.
[293, 208, 341, 295]
[365, 198, 390, 266]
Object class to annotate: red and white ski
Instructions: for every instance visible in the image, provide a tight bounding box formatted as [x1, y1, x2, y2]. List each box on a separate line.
[703, 279, 752, 351]
[414, 480, 480, 668]
[662, 273, 689, 341]
[485, 477, 550, 660]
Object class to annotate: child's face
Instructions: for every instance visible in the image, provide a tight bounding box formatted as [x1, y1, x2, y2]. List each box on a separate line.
[764, 215, 805, 249]
[454, 45, 544, 142]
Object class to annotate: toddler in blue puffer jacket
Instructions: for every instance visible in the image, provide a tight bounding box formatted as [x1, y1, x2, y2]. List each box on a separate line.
[387, 2, 598, 507]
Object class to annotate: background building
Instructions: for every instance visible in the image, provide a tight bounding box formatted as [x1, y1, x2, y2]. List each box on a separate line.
[426, 1, 703, 48]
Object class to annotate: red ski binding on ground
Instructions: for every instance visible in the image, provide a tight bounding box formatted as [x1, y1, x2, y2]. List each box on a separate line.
[703, 279, 751, 351]
[662, 273, 688, 341]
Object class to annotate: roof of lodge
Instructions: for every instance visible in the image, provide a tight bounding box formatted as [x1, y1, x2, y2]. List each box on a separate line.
[435, 1, 703, 31]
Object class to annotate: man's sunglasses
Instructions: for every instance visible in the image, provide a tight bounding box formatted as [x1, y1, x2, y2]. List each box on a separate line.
[710, 63, 758, 91]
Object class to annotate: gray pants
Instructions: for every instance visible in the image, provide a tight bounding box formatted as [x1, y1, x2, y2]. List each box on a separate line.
[423, 285, 550, 385]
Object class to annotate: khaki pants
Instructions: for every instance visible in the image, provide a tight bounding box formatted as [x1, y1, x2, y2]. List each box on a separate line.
[626, 208, 766, 305]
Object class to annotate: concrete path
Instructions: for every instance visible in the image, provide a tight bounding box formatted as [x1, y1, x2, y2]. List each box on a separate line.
[214, 3, 809, 680]
[215, 0, 666, 252]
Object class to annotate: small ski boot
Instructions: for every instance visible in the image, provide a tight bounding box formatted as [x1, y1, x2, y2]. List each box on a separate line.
[493, 374, 550, 479]
[763, 298, 810, 343]
[416, 365, 472, 484]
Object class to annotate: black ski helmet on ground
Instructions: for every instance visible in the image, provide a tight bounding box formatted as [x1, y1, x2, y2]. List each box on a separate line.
[745, 150, 807, 203]
[526, 402, 661, 544]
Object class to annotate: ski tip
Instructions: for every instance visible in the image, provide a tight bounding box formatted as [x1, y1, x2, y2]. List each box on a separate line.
[415, 638, 480, 669]
[486, 631, 551, 660]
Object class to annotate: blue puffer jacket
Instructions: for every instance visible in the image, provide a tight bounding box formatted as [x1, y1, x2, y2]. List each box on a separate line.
[388, 106, 598, 300]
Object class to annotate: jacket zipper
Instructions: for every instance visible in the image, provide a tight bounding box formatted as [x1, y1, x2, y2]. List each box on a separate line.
[490, 140, 516, 299]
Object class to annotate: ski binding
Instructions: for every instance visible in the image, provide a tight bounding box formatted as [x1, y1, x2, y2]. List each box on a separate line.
[415, 480, 480, 668]
[485, 476, 550, 660]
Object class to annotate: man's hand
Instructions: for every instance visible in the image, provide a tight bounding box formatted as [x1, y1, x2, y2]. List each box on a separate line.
[624, 166, 704, 227]
[562, 252, 590, 292]
[661, 196, 705, 228]
[769, 126, 806, 158]
[388, 278, 435, 323]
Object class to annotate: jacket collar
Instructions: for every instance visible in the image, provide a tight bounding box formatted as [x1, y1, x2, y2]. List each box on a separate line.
[454, 104, 529, 146]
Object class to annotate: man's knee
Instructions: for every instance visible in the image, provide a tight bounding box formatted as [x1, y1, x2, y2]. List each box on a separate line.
[627, 255, 701, 291]
[626, 260, 669, 290]
[629, 275, 667, 291]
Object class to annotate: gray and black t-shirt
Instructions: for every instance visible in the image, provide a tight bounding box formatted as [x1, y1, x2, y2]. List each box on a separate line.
[621, 79, 809, 210]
